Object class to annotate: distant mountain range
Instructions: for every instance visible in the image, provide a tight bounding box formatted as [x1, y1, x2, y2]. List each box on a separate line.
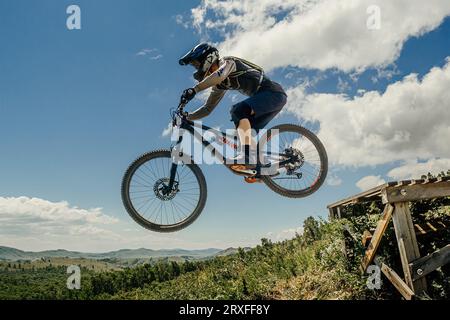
[0, 246, 232, 261]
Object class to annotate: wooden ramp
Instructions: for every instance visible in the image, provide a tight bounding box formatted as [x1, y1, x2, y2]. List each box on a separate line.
[328, 176, 450, 300]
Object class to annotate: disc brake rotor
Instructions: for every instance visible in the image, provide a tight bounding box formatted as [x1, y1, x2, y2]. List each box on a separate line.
[153, 178, 179, 201]
[285, 147, 305, 174]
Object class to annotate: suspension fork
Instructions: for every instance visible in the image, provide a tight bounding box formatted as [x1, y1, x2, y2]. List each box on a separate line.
[168, 134, 183, 191]
[168, 162, 178, 191]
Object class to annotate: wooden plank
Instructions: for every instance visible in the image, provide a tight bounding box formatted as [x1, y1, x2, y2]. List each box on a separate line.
[414, 223, 426, 235]
[426, 222, 437, 232]
[382, 181, 450, 204]
[362, 230, 373, 247]
[414, 221, 448, 236]
[327, 183, 389, 209]
[396, 180, 412, 187]
[410, 244, 450, 281]
[361, 204, 394, 272]
[336, 206, 342, 219]
[437, 221, 448, 228]
[328, 208, 335, 220]
[392, 202, 427, 294]
[374, 257, 415, 300]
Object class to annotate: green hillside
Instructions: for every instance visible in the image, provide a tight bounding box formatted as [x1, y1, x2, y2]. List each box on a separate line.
[111, 218, 370, 300]
[1, 196, 448, 300]
[0, 218, 375, 300]
[0, 246, 222, 261]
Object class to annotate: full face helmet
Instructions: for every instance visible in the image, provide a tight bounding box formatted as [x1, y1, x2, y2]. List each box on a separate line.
[179, 43, 220, 81]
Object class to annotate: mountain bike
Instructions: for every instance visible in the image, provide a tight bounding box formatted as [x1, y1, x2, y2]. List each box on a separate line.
[121, 98, 328, 232]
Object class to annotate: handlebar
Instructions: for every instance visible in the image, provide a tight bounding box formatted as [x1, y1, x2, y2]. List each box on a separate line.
[172, 99, 189, 122]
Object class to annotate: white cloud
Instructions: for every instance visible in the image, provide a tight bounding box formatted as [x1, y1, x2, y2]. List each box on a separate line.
[337, 77, 350, 93]
[136, 48, 163, 60]
[0, 197, 121, 247]
[267, 226, 303, 242]
[327, 174, 342, 187]
[0, 197, 117, 227]
[136, 48, 156, 56]
[0, 196, 258, 252]
[191, 0, 450, 72]
[174, 14, 190, 29]
[387, 158, 450, 180]
[161, 122, 173, 137]
[356, 175, 386, 191]
[285, 58, 450, 167]
[149, 54, 163, 60]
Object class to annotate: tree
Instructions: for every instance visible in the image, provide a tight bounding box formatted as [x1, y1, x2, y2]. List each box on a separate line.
[302, 216, 321, 244]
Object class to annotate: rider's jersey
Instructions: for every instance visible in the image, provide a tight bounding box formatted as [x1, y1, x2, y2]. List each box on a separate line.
[189, 56, 286, 121]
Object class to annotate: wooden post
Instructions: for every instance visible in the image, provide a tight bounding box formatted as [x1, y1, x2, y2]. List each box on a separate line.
[361, 204, 393, 272]
[410, 244, 450, 281]
[391, 202, 427, 295]
[328, 208, 335, 220]
[374, 257, 415, 300]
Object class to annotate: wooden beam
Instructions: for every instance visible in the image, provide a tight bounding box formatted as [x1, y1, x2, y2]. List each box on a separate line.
[361, 204, 394, 272]
[392, 202, 427, 295]
[410, 244, 450, 281]
[327, 182, 394, 209]
[414, 220, 448, 236]
[362, 230, 373, 248]
[382, 181, 450, 204]
[374, 257, 415, 300]
[328, 208, 335, 220]
[336, 206, 342, 219]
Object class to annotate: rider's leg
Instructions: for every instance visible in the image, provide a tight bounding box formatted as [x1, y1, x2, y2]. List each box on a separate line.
[237, 117, 256, 147]
[230, 102, 257, 165]
[229, 91, 287, 167]
[242, 91, 287, 172]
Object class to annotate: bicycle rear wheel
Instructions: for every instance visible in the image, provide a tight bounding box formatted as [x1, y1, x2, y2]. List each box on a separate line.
[121, 149, 207, 232]
[260, 124, 328, 198]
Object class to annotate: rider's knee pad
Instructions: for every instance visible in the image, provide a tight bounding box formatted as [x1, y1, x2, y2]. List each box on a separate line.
[230, 102, 252, 127]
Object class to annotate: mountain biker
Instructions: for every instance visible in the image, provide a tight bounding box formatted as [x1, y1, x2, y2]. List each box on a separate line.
[179, 43, 287, 169]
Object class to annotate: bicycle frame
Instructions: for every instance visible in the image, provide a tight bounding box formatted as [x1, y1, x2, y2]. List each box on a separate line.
[166, 102, 295, 190]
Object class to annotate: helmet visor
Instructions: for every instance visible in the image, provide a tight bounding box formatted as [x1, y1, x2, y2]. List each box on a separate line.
[189, 60, 201, 70]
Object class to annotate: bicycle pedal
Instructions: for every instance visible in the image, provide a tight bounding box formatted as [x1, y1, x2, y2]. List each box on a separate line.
[230, 165, 257, 176]
[244, 177, 262, 184]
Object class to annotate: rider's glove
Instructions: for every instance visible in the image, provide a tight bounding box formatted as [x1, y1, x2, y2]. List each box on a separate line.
[182, 88, 196, 102]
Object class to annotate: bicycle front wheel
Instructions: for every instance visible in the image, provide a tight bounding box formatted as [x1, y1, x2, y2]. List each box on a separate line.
[121, 149, 207, 232]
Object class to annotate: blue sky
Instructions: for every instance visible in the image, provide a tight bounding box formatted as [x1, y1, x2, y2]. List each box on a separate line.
[1, 0, 450, 251]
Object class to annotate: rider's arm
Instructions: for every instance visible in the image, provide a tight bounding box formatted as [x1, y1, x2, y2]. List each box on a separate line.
[193, 59, 236, 93]
[188, 87, 226, 121]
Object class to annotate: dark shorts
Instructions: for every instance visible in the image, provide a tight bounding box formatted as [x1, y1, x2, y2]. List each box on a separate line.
[230, 90, 287, 130]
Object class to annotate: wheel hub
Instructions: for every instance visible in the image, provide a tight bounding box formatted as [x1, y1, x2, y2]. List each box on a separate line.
[153, 178, 179, 201]
[285, 147, 305, 174]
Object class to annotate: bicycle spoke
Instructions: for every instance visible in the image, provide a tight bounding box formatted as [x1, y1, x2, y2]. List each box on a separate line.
[126, 153, 202, 228]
